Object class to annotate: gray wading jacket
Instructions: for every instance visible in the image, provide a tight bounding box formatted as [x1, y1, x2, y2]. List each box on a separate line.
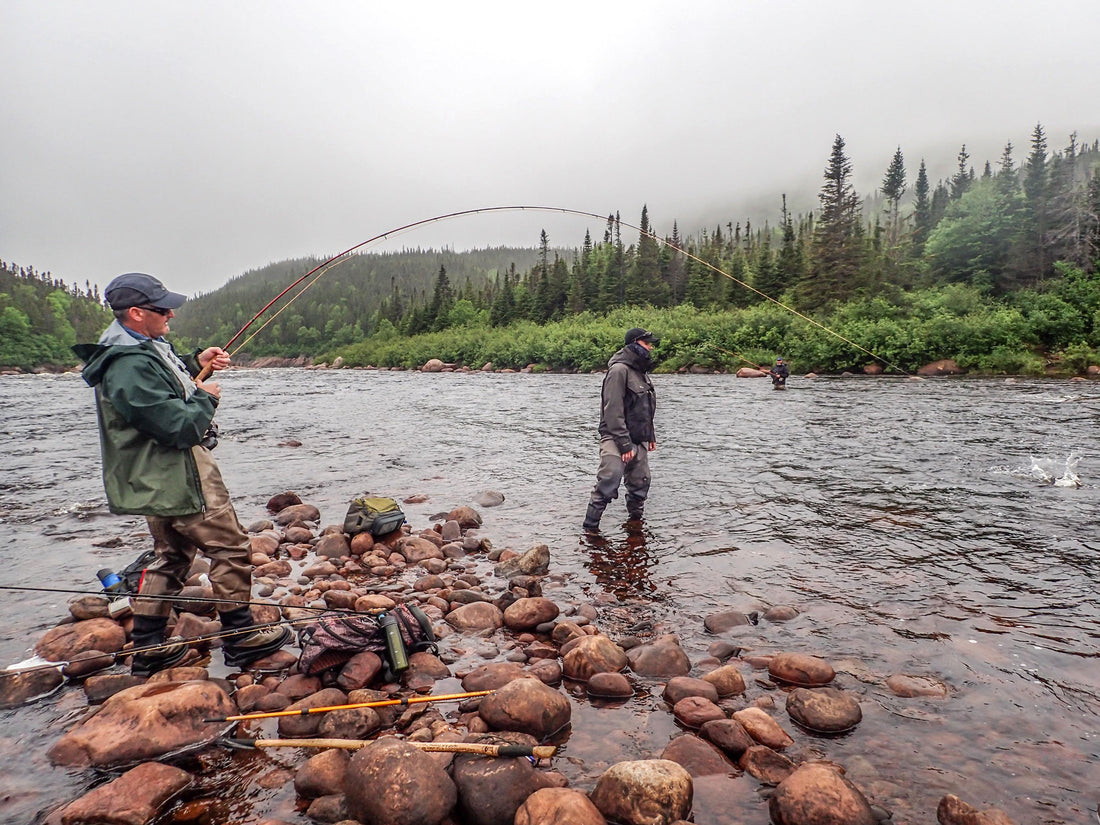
[598, 345, 656, 454]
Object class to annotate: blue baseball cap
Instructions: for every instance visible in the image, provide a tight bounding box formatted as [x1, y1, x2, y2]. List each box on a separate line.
[104, 273, 186, 311]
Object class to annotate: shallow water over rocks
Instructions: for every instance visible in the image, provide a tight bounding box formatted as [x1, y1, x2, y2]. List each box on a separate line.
[1, 369, 1098, 824]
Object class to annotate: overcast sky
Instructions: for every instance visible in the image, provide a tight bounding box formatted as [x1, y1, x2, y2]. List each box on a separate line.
[3, 0, 1099, 297]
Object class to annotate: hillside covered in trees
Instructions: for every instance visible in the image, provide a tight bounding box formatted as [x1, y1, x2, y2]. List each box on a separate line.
[0, 262, 111, 371]
[4, 124, 1099, 375]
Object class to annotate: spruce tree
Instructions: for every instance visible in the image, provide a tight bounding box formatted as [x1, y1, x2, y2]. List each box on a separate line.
[803, 134, 863, 306]
[881, 147, 907, 253]
[911, 160, 932, 255]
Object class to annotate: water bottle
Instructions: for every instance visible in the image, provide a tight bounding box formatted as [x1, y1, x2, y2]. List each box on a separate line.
[97, 569, 125, 594]
[378, 612, 409, 674]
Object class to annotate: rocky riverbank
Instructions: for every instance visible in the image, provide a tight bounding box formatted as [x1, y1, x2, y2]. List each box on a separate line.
[3, 493, 1017, 825]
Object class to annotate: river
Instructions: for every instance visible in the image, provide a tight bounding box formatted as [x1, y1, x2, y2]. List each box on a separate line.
[1, 369, 1098, 824]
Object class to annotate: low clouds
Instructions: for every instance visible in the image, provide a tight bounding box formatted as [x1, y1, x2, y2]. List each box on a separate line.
[3, 0, 1098, 295]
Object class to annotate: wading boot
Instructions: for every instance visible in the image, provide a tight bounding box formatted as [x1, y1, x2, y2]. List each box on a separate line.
[625, 497, 645, 521]
[583, 502, 606, 532]
[219, 606, 292, 669]
[130, 614, 189, 677]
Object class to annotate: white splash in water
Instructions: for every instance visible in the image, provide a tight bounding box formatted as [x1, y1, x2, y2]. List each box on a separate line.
[1029, 454, 1081, 488]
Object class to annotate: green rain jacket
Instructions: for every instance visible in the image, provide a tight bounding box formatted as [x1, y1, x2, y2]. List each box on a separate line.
[73, 322, 218, 516]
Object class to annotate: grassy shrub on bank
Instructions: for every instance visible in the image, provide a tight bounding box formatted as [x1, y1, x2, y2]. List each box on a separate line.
[329, 280, 1100, 376]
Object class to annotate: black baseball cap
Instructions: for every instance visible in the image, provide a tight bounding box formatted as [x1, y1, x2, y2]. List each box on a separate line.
[104, 273, 187, 311]
[625, 327, 657, 346]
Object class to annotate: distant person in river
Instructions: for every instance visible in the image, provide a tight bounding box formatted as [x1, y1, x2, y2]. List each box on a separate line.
[769, 357, 790, 388]
[73, 273, 291, 677]
[583, 327, 658, 532]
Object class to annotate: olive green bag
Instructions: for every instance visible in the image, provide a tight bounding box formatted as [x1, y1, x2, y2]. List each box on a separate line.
[343, 496, 406, 537]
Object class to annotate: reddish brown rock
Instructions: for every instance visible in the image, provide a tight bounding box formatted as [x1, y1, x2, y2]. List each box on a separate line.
[349, 531, 375, 555]
[345, 738, 457, 825]
[769, 762, 876, 825]
[478, 677, 571, 738]
[514, 787, 607, 825]
[660, 734, 737, 777]
[663, 676, 719, 706]
[699, 719, 754, 759]
[317, 705, 382, 740]
[314, 533, 350, 558]
[58, 761, 192, 825]
[739, 745, 797, 784]
[562, 635, 629, 681]
[768, 652, 836, 687]
[250, 532, 280, 556]
[274, 503, 321, 524]
[452, 734, 562, 825]
[267, 491, 302, 512]
[336, 651, 384, 691]
[763, 605, 800, 622]
[672, 696, 727, 729]
[590, 759, 693, 825]
[625, 634, 690, 678]
[294, 747, 349, 798]
[503, 597, 560, 630]
[0, 666, 65, 709]
[732, 707, 794, 749]
[277, 688, 348, 737]
[886, 673, 950, 698]
[461, 662, 531, 692]
[917, 359, 963, 376]
[701, 664, 746, 696]
[446, 601, 504, 632]
[354, 594, 397, 612]
[703, 609, 753, 633]
[68, 595, 111, 621]
[48, 681, 234, 767]
[447, 506, 483, 527]
[35, 618, 127, 662]
[586, 672, 634, 699]
[785, 687, 862, 733]
[937, 793, 1018, 825]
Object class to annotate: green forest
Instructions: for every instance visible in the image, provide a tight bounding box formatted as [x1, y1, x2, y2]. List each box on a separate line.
[4, 124, 1100, 375]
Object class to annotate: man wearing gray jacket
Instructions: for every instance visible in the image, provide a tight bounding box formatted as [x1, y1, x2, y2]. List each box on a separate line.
[583, 327, 658, 531]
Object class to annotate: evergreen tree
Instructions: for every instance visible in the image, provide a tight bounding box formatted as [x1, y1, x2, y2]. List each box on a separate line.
[626, 205, 667, 306]
[1023, 122, 1050, 280]
[803, 134, 863, 306]
[911, 160, 932, 255]
[776, 194, 804, 290]
[428, 265, 454, 331]
[881, 146, 907, 253]
[950, 145, 972, 200]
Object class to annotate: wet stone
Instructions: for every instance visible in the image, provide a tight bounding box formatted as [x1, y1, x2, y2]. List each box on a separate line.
[768, 652, 836, 687]
[704, 609, 754, 633]
[739, 745, 797, 784]
[672, 695, 726, 729]
[886, 673, 949, 698]
[785, 686, 863, 733]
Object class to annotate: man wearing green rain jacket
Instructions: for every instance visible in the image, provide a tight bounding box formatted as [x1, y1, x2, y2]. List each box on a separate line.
[74, 273, 290, 677]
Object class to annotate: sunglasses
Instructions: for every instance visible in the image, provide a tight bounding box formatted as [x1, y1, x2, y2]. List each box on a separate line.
[136, 305, 171, 316]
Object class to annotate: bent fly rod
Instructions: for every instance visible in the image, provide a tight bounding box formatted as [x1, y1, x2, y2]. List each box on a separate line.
[196, 205, 905, 379]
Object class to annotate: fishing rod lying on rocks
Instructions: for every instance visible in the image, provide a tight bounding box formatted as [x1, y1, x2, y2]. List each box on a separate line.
[219, 736, 556, 760]
[1, 617, 312, 680]
[205, 689, 493, 723]
[0, 584, 358, 616]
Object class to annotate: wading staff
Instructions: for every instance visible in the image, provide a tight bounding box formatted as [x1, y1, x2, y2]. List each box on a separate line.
[205, 690, 494, 723]
[220, 737, 556, 760]
[198, 205, 902, 376]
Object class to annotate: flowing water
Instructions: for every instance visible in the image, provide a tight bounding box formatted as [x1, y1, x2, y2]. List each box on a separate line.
[1, 369, 1098, 824]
